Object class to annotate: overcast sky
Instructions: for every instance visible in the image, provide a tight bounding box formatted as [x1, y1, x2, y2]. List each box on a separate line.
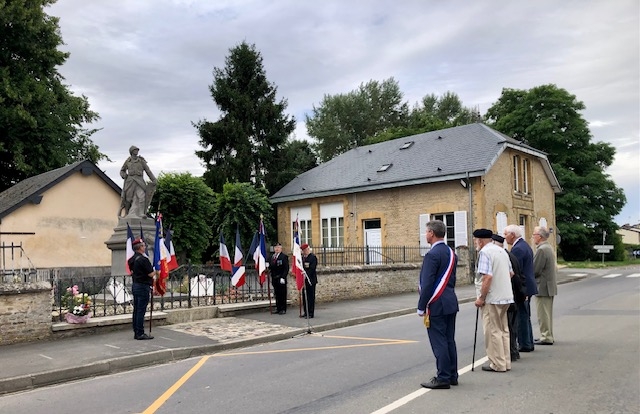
[47, 0, 639, 225]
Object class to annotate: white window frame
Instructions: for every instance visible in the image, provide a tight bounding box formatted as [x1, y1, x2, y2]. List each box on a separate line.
[513, 155, 520, 193]
[320, 203, 344, 248]
[522, 158, 530, 194]
[430, 211, 468, 249]
[291, 207, 312, 247]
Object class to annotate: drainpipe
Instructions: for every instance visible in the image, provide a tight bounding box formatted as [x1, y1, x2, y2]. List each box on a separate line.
[467, 171, 475, 283]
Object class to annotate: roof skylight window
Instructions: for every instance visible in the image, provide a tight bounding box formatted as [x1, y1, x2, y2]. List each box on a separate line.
[378, 163, 392, 172]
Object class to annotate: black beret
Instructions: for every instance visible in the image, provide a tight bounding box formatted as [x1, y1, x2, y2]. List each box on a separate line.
[491, 234, 505, 243]
[473, 228, 493, 238]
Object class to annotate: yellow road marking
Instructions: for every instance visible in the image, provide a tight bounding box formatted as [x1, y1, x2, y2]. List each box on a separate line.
[142, 355, 210, 414]
[321, 334, 413, 343]
[218, 340, 417, 357]
[142, 335, 416, 412]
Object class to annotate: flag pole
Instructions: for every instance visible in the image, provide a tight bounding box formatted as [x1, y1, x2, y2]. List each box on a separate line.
[149, 288, 154, 334]
[267, 272, 274, 314]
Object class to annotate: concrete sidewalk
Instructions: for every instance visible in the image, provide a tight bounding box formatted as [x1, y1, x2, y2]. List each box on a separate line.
[0, 272, 588, 395]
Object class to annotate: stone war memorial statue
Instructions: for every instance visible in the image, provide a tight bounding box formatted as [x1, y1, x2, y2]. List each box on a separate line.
[118, 145, 157, 219]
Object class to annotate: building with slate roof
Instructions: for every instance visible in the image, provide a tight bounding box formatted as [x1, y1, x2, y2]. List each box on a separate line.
[270, 123, 561, 263]
[0, 160, 121, 270]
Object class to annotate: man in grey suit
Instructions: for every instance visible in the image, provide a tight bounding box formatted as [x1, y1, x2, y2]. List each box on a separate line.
[532, 226, 557, 345]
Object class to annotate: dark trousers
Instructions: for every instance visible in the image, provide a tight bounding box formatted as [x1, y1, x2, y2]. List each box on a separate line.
[427, 313, 458, 384]
[302, 284, 316, 316]
[272, 278, 287, 312]
[507, 304, 519, 357]
[517, 298, 534, 350]
[132, 283, 151, 337]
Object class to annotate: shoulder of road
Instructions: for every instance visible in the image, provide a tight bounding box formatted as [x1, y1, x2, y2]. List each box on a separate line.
[0, 268, 622, 395]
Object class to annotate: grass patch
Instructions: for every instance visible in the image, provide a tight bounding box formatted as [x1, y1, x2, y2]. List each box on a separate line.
[558, 259, 640, 269]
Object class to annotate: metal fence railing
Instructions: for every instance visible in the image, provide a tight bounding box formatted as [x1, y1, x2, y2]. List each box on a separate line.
[315, 245, 426, 266]
[50, 264, 273, 321]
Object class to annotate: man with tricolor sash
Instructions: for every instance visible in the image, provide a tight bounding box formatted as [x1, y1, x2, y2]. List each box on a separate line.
[417, 220, 459, 389]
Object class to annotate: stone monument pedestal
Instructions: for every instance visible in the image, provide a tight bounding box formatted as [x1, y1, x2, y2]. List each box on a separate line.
[105, 217, 158, 276]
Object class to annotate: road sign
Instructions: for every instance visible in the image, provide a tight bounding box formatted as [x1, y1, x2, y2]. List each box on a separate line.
[596, 249, 610, 253]
[593, 245, 614, 250]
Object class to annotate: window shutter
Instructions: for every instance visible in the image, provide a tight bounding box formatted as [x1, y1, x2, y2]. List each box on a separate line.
[419, 214, 430, 256]
[454, 211, 468, 247]
[496, 212, 508, 235]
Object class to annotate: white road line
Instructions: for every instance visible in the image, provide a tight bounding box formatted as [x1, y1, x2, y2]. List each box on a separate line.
[602, 274, 622, 278]
[627, 273, 640, 278]
[370, 356, 489, 414]
[156, 336, 175, 341]
[104, 344, 121, 349]
[567, 273, 588, 277]
[38, 354, 53, 360]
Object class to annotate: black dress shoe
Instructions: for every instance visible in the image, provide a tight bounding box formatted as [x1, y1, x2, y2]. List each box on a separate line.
[511, 353, 520, 360]
[519, 347, 534, 352]
[450, 379, 458, 386]
[300, 314, 307, 318]
[534, 339, 553, 345]
[135, 333, 154, 340]
[278, 310, 286, 315]
[420, 377, 450, 389]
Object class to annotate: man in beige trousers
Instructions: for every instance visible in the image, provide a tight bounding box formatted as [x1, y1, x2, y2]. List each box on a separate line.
[533, 226, 557, 345]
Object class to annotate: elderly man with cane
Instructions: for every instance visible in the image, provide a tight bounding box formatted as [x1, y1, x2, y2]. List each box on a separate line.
[473, 228, 514, 372]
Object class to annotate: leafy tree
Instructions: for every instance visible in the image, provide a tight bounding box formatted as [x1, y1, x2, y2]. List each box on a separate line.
[264, 139, 317, 195]
[212, 182, 274, 257]
[367, 91, 480, 144]
[306, 78, 409, 161]
[485, 84, 626, 260]
[0, 0, 106, 192]
[195, 41, 296, 194]
[150, 172, 216, 264]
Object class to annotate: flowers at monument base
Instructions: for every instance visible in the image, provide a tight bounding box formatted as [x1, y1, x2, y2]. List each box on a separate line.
[62, 285, 92, 317]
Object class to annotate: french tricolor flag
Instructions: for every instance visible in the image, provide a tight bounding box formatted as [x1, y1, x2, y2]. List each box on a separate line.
[219, 231, 232, 272]
[231, 227, 246, 287]
[125, 223, 135, 274]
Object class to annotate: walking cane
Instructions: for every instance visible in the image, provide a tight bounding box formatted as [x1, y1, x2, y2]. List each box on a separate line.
[471, 306, 479, 371]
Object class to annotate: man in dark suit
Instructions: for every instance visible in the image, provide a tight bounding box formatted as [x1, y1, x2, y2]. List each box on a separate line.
[269, 243, 289, 314]
[492, 233, 526, 361]
[417, 220, 459, 389]
[504, 224, 538, 353]
[300, 243, 318, 319]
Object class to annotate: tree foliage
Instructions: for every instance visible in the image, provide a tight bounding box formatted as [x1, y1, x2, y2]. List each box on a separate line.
[306, 78, 409, 161]
[0, 0, 107, 192]
[367, 91, 481, 144]
[150, 172, 216, 264]
[211, 182, 274, 258]
[485, 84, 626, 260]
[264, 139, 317, 195]
[306, 80, 479, 157]
[195, 41, 296, 194]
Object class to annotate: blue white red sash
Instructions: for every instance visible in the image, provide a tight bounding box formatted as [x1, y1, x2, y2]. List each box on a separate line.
[427, 246, 455, 315]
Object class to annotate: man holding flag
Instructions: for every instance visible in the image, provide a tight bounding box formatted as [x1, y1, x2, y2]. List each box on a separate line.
[129, 238, 155, 340]
[300, 244, 318, 318]
[269, 242, 289, 314]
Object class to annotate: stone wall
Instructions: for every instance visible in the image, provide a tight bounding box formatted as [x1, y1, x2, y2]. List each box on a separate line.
[287, 249, 472, 305]
[0, 282, 52, 345]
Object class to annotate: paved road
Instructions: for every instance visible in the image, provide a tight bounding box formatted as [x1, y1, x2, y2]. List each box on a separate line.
[0, 267, 638, 413]
[0, 268, 619, 394]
